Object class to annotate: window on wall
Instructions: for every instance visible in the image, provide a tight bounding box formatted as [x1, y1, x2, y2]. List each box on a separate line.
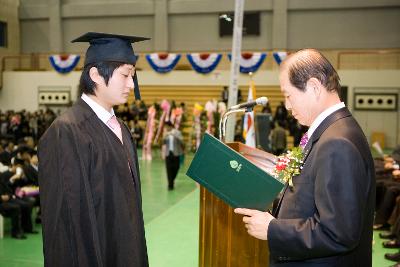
[219, 12, 260, 37]
[0, 21, 7, 48]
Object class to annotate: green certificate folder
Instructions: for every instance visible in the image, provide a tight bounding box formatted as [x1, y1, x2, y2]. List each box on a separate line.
[186, 133, 284, 211]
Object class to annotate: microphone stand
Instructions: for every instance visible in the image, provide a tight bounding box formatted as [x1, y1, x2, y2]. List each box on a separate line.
[219, 107, 253, 142]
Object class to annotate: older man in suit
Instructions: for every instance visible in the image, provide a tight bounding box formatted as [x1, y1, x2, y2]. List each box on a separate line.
[235, 49, 375, 267]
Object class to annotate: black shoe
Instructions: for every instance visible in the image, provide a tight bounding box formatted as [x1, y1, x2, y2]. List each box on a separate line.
[383, 240, 400, 248]
[385, 252, 400, 262]
[168, 183, 174, 190]
[380, 231, 396, 239]
[11, 233, 27, 239]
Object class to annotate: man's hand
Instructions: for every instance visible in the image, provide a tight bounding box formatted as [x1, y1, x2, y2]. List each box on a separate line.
[234, 208, 275, 240]
[393, 169, 400, 179]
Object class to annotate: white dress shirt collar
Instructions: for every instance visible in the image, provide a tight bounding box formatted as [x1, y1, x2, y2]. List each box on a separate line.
[81, 93, 115, 125]
[308, 102, 345, 139]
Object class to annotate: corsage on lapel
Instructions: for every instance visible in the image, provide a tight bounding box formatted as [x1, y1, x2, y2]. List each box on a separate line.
[274, 132, 308, 187]
[274, 147, 304, 187]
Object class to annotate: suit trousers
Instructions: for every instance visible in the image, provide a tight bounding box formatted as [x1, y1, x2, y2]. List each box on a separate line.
[165, 152, 180, 189]
[375, 183, 400, 224]
[0, 198, 33, 235]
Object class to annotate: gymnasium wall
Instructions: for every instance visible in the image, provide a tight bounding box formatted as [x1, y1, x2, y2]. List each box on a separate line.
[17, 0, 400, 53]
[1, 69, 399, 147]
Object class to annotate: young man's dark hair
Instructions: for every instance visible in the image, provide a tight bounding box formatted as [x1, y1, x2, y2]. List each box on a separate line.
[287, 49, 341, 94]
[79, 61, 126, 96]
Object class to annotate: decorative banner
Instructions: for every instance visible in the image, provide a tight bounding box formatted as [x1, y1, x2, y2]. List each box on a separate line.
[192, 103, 204, 150]
[170, 107, 183, 129]
[228, 52, 267, 73]
[204, 100, 217, 134]
[146, 53, 181, 73]
[186, 53, 222, 74]
[154, 99, 171, 144]
[49, 54, 80, 74]
[273, 51, 288, 65]
[142, 105, 156, 161]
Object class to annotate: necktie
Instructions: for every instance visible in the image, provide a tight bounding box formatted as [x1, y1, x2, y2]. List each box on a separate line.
[299, 132, 309, 150]
[107, 115, 123, 143]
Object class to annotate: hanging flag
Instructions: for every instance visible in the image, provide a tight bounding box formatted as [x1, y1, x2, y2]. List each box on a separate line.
[186, 53, 222, 74]
[146, 53, 181, 73]
[273, 51, 288, 65]
[228, 52, 266, 73]
[49, 54, 80, 74]
[242, 80, 256, 147]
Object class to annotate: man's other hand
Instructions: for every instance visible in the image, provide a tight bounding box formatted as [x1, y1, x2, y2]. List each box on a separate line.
[234, 208, 275, 240]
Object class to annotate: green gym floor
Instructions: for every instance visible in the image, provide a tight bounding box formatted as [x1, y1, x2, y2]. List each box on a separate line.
[0, 151, 396, 267]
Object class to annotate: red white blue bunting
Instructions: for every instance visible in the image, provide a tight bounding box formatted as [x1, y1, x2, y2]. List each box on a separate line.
[186, 53, 222, 74]
[49, 54, 80, 74]
[273, 51, 288, 65]
[228, 52, 267, 73]
[146, 53, 181, 73]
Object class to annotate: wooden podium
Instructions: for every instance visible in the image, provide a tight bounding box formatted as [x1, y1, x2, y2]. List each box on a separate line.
[198, 142, 276, 267]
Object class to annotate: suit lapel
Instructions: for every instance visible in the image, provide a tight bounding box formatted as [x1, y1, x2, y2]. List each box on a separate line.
[304, 107, 351, 162]
[273, 107, 351, 218]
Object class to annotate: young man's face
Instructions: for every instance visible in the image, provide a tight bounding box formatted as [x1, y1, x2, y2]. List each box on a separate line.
[96, 64, 135, 109]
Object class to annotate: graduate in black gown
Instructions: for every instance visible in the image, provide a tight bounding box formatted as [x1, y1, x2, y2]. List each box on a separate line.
[38, 32, 150, 267]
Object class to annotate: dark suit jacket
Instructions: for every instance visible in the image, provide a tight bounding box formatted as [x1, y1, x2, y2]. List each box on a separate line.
[23, 164, 39, 186]
[268, 108, 375, 267]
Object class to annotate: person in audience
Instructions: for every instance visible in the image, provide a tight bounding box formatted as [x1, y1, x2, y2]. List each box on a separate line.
[274, 101, 288, 129]
[22, 149, 41, 223]
[7, 157, 27, 191]
[38, 32, 149, 267]
[262, 102, 272, 114]
[129, 119, 143, 148]
[221, 86, 229, 104]
[162, 121, 184, 190]
[234, 49, 375, 266]
[0, 159, 37, 239]
[374, 179, 400, 231]
[375, 145, 400, 209]
[138, 100, 148, 120]
[270, 121, 287, 155]
[376, 194, 400, 266]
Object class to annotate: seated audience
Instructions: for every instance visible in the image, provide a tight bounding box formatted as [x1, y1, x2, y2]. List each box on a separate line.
[0, 159, 37, 239]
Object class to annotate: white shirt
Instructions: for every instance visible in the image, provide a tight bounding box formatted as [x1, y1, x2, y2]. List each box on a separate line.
[168, 134, 174, 152]
[0, 162, 8, 173]
[81, 93, 115, 131]
[308, 102, 345, 139]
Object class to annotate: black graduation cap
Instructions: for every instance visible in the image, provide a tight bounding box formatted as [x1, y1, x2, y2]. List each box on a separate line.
[72, 32, 150, 100]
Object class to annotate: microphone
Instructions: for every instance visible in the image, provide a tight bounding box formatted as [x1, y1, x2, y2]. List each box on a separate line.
[229, 96, 268, 110]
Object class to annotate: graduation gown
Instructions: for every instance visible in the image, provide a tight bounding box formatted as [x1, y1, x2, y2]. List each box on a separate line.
[38, 99, 148, 267]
